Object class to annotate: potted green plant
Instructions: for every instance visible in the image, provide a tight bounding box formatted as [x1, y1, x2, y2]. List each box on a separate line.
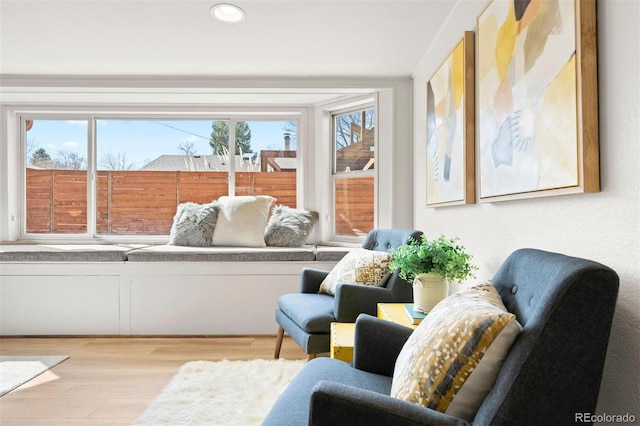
[390, 235, 478, 313]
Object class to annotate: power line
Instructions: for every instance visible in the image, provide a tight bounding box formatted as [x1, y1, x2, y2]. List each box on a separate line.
[150, 120, 211, 141]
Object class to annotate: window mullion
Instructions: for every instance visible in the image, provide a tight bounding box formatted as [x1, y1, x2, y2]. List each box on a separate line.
[228, 119, 236, 196]
[87, 117, 97, 237]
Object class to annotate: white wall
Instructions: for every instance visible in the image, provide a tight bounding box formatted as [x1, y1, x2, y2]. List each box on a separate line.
[412, 0, 639, 419]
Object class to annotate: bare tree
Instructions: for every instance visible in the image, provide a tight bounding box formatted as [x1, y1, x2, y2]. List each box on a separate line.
[281, 121, 298, 146]
[178, 141, 197, 156]
[26, 137, 37, 159]
[335, 108, 375, 150]
[99, 152, 136, 170]
[52, 150, 86, 170]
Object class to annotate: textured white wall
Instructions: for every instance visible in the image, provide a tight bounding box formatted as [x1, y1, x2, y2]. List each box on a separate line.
[412, 0, 639, 419]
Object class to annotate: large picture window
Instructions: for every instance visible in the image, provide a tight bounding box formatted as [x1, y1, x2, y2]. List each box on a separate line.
[332, 104, 376, 238]
[23, 115, 298, 239]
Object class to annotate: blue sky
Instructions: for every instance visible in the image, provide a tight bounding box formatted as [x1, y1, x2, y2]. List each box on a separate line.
[26, 119, 296, 169]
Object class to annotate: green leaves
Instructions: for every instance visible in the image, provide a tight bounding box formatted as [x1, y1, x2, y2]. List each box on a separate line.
[210, 121, 252, 155]
[390, 235, 478, 283]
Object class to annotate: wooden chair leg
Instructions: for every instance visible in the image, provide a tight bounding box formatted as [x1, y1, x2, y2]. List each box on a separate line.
[274, 325, 285, 359]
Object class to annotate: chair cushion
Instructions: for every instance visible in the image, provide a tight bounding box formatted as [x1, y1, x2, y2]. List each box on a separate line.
[211, 195, 275, 247]
[390, 282, 522, 421]
[263, 357, 392, 426]
[318, 248, 392, 296]
[277, 293, 336, 333]
[264, 205, 319, 247]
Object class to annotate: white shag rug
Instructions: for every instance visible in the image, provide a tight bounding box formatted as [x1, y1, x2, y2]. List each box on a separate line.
[0, 355, 69, 397]
[137, 358, 306, 426]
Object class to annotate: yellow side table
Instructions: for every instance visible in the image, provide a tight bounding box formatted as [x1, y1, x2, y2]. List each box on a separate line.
[377, 303, 420, 329]
[330, 322, 356, 362]
[330, 304, 422, 363]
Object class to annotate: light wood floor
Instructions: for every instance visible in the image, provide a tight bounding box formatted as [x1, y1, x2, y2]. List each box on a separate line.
[0, 335, 306, 425]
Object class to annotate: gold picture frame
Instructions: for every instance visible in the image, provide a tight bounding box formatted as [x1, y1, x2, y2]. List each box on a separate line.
[477, 0, 599, 201]
[426, 31, 475, 207]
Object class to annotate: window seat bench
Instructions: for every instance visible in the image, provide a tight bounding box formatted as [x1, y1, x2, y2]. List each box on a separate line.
[0, 243, 352, 263]
[0, 244, 350, 336]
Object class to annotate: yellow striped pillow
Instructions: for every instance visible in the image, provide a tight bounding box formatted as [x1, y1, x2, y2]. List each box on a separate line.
[391, 282, 522, 421]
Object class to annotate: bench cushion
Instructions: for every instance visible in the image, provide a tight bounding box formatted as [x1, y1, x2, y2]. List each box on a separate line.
[0, 244, 136, 262]
[0, 244, 351, 263]
[126, 244, 316, 262]
[314, 245, 352, 261]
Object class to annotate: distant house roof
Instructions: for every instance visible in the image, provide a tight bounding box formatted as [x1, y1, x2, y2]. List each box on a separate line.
[271, 157, 297, 170]
[139, 154, 296, 172]
[139, 154, 260, 172]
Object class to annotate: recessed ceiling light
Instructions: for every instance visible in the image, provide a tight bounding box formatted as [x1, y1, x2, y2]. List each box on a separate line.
[210, 3, 245, 23]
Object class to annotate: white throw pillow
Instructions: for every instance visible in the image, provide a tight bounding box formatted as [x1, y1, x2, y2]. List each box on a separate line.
[211, 195, 275, 247]
[318, 248, 392, 296]
[391, 282, 522, 421]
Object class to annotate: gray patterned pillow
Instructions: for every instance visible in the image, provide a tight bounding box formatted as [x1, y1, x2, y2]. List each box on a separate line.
[264, 205, 319, 247]
[168, 201, 219, 246]
[318, 248, 392, 295]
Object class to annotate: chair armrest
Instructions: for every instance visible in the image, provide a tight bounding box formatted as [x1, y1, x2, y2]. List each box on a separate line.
[300, 267, 330, 293]
[334, 283, 405, 322]
[309, 381, 470, 426]
[353, 314, 414, 376]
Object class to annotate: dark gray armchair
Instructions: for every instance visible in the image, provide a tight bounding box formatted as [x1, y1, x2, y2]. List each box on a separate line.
[264, 248, 619, 425]
[274, 228, 423, 359]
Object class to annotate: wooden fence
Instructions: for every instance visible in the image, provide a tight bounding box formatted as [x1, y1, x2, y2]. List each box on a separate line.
[335, 177, 375, 236]
[26, 169, 374, 236]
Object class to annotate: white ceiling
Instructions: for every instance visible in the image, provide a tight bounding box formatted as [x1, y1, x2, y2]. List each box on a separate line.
[0, 0, 455, 78]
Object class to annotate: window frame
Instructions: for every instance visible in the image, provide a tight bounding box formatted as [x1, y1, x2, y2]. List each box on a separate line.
[328, 96, 378, 243]
[15, 109, 303, 243]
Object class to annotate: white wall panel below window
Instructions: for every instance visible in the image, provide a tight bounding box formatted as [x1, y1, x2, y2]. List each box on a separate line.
[129, 274, 300, 335]
[0, 275, 120, 335]
[0, 260, 340, 336]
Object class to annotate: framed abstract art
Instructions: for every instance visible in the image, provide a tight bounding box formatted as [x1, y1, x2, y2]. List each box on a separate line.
[426, 31, 475, 207]
[477, 0, 599, 201]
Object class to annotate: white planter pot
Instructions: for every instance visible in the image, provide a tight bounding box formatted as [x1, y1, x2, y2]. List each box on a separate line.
[413, 273, 449, 314]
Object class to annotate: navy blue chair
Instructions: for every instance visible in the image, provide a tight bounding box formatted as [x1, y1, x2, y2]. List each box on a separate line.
[274, 228, 423, 359]
[265, 248, 620, 425]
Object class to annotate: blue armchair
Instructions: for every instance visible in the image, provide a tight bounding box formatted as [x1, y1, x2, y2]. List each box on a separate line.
[274, 228, 423, 359]
[264, 248, 620, 425]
